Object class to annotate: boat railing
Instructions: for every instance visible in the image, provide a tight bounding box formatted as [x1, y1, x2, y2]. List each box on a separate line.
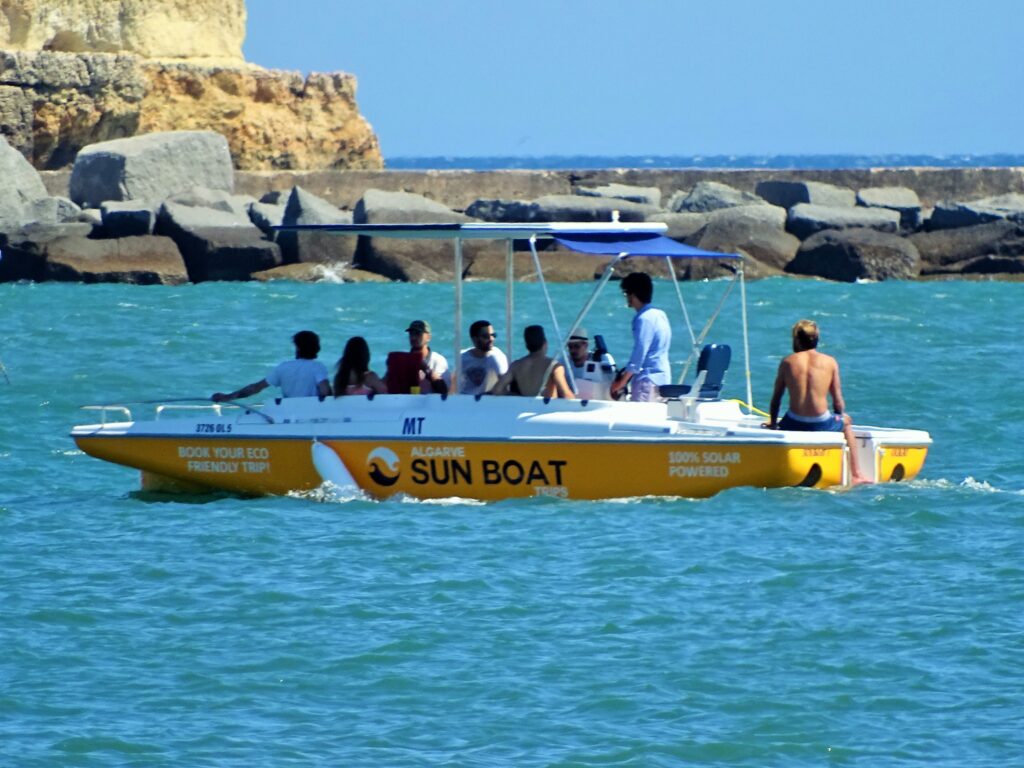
[80, 398, 274, 425]
[79, 404, 134, 424]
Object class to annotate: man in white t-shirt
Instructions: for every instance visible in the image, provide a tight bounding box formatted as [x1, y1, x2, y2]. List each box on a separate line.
[212, 330, 331, 401]
[458, 319, 508, 395]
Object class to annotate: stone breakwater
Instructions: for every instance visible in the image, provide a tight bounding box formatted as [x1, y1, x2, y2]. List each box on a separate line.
[3, 130, 1024, 285]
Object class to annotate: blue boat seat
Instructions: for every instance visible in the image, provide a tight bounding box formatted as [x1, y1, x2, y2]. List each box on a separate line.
[659, 344, 731, 400]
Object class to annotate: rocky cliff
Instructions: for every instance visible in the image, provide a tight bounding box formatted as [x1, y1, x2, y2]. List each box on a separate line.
[0, 0, 382, 170]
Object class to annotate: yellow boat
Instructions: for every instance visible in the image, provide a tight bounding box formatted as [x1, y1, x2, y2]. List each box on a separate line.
[72, 222, 931, 499]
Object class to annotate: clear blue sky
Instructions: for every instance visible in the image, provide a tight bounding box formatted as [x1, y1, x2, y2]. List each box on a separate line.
[244, 0, 1023, 159]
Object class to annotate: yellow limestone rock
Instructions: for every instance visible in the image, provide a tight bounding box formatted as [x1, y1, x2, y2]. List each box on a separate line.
[0, 0, 246, 60]
[0, 0, 382, 170]
[139, 63, 381, 170]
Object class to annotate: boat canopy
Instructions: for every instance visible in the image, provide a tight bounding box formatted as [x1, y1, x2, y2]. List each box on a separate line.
[551, 233, 739, 259]
[274, 221, 751, 408]
[275, 222, 737, 259]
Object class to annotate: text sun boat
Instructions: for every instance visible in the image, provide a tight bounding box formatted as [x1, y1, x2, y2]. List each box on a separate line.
[72, 222, 931, 499]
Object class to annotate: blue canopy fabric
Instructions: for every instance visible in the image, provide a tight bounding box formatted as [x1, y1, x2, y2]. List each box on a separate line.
[552, 233, 740, 259]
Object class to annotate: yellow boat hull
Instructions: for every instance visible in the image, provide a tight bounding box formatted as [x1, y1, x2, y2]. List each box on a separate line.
[76, 434, 873, 499]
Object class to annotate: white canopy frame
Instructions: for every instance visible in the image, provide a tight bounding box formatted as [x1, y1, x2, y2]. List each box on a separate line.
[274, 221, 754, 411]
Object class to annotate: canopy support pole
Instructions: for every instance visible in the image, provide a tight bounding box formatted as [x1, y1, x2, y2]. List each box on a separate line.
[506, 239, 515, 359]
[528, 235, 565, 357]
[677, 272, 739, 385]
[739, 262, 753, 412]
[666, 257, 698, 384]
[454, 237, 463, 389]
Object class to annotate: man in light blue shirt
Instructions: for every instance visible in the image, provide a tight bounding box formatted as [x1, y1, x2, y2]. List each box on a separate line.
[610, 272, 671, 402]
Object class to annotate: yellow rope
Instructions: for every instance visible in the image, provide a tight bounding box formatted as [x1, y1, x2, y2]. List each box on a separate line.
[730, 399, 770, 418]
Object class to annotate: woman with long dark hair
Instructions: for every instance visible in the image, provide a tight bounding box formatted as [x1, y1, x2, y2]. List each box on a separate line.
[334, 336, 387, 396]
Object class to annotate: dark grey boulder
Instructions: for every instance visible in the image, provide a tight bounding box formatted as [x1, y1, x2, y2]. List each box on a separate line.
[353, 189, 478, 281]
[259, 190, 287, 205]
[928, 193, 1024, 230]
[856, 186, 922, 229]
[787, 203, 900, 240]
[166, 187, 255, 221]
[959, 254, 1024, 275]
[0, 135, 48, 229]
[688, 204, 799, 270]
[355, 189, 471, 225]
[575, 183, 662, 207]
[278, 186, 354, 264]
[656, 212, 711, 242]
[668, 181, 766, 213]
[464, 198, 536, 222]
[910, 221, 1024, 269]
[788, 229, 920, 281]
[101, 200, 158, 237]
[155, 201, 281, 282]
[0, 222, 94, 281]
[529, 194, 658, 222]
[756, 180, 856, 209]
[248, 201, 286, 237]
[69, 131, 234, 208]
[43, 235, 188, 285]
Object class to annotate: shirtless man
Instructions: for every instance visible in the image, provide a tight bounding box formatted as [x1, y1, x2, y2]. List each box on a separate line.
[767, 319, 867, 484]
[490, 325, 575, 399]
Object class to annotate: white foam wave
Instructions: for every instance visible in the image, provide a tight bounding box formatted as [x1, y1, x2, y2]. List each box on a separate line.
[906, 477, 1022, 495]
[288, 482, 370, 504]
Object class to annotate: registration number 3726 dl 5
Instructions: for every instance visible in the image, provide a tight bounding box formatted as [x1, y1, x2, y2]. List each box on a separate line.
[195, 423, 233, 433]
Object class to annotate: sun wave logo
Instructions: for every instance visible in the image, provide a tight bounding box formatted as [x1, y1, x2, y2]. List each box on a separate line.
[366, 447, 401, 487]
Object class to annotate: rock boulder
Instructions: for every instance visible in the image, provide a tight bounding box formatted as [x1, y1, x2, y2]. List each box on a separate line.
[909, 221, 1024, 270]
[69, 131, 234, 208]
[100, 200, 157, 237]
[353, 189, 479, 281]
[575, 183, 662, 207]
[0, 134, 48, 228]
[756, 180, 856, 209]
[0, 221, 93, 281]
[687, 205, 799, 270]
[154, 201, 280, 281]
[788, 229, 920, 281]
[464, 199, 536, 222]
[668, 181, 766, 213]
[43, 235, 188, 284]
[529, 195, 658, 222]
[856, 186, 922, 229]
[278, 186, 354, 265]
[928, 193, 1024, 230]
[786, 203, 901, 240]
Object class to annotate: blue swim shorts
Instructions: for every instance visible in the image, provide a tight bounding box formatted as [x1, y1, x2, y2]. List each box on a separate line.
[779, 410, 844, 432]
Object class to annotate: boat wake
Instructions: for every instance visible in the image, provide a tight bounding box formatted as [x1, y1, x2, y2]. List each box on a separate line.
[906, 477, 1022, 495]
[287, 482, 370, 504]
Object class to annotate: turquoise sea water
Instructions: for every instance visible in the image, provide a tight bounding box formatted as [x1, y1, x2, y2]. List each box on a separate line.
[1, 278, 1022, 767]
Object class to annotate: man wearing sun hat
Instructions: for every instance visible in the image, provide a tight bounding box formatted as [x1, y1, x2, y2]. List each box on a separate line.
[566, 326, 590, 390]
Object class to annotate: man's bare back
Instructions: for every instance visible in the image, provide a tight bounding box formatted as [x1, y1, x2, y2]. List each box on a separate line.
[777, 349, 845, 419]
[767, 319, 866, 484]
[491, 353, 574, 398]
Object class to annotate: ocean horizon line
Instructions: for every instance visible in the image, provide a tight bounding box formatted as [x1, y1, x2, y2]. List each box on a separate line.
[385, 153, 1024, 171]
